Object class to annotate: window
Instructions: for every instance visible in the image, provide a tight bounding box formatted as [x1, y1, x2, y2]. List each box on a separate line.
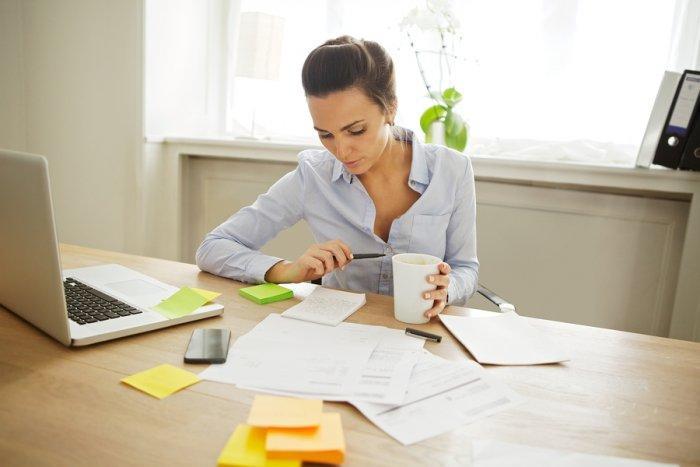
[146, 0, 698, 165]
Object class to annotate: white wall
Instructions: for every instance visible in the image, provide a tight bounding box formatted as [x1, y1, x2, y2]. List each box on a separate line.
[0, 0, 144, 254]
[0, 0, 26, 151]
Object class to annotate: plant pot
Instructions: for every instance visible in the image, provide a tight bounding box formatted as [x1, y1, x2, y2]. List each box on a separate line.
[427, 120, 446, 146]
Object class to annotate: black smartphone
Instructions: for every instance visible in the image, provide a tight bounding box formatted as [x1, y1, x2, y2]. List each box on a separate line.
[184, 328, 231, 364]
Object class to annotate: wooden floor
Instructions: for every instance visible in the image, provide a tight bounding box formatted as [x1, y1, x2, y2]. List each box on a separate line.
[0, 244, 698, 466]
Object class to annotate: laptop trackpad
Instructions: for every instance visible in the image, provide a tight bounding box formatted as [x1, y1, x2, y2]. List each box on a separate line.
[105, 279, 167, 297]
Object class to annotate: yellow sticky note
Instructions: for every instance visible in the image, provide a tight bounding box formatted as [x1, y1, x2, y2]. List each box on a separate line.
[217, 425, 300, 467]
[247, 395, 323, 428]
[191, 287, 221, 303]
[153, 287, 209, 319]
[121, 364, 200, 399]
[266, 413, 345, 464]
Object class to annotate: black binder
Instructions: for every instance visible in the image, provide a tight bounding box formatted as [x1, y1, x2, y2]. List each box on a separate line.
[652, 70, 700, 169]
[679, 116, 700, 170]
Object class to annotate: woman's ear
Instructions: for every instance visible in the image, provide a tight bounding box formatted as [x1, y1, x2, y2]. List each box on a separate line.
[386, 104, 398, 126]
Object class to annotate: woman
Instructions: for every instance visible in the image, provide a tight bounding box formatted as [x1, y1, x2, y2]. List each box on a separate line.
[196, 36, 478, 319]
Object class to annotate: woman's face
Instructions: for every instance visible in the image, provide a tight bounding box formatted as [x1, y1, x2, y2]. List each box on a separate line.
[307, 87, 394, 175]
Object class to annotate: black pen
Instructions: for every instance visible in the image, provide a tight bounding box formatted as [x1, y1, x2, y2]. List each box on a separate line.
[352, 253, 386, 259]
[405, 327, 442, 343]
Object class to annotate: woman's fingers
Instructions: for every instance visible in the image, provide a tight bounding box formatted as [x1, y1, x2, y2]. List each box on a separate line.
[297, 240, 353, 280]
[322, 242, 349, 268]
[330, 240, 353, 263]
[423, 262, 451, 317]
[424, 300, 446, 318]
[301, 256, 325, 276]
[311, 248, 335, 273]
[427, 274, 450, 287]
[423, 288, 448, 302]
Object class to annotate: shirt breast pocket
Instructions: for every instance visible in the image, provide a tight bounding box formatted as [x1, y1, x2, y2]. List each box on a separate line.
[409, 213, 451, 259]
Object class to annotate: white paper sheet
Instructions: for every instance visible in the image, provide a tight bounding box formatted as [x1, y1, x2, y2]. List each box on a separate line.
[199, 314, 423, 400]
[199, 314, 383, 394]
[395, 350, 484, 406]
[352, 353, 523, 445]
[440, 312, 570, 365]
[281, 286, 366, 326]
[471, 439, 678, 466]
[234, 327, 425, 404]
[279, 282, 318, 300]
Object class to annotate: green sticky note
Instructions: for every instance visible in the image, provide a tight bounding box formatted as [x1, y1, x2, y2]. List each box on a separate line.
[153, 287, 209, 319]
[239, 284, 293, 305]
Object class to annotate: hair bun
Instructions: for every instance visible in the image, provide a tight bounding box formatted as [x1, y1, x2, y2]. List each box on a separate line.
[302, 35, 396, 115]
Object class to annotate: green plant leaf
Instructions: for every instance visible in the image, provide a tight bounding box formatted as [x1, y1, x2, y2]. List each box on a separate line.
[445, 125, 467, 151]
[444, 110, 468, 151]
[442, 87, 463, 107]
[419, 105, 447, 134]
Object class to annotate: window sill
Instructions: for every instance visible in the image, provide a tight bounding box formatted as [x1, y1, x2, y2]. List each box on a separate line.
[147, 135, 700, 199]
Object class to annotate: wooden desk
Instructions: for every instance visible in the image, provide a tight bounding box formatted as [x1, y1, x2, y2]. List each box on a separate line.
[1, 245, 698, 466]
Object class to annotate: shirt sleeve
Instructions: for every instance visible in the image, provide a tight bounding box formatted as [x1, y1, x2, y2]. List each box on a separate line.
[445, 157, 479, 305]
[195, 166, 305, 284]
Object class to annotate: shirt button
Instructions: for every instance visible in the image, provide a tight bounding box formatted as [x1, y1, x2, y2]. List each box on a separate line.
[382, 274, 389, 279]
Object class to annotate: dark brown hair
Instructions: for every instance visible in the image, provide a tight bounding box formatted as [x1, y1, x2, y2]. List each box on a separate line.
[302, 36, 397, 117]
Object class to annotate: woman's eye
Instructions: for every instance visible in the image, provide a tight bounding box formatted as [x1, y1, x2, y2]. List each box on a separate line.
[349, 128, 366, 136]
[319, 133, 333, 139]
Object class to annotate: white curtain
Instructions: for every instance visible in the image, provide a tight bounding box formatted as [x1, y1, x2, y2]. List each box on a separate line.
[667, 0, 700, 71]
[146, 0, 699, 166]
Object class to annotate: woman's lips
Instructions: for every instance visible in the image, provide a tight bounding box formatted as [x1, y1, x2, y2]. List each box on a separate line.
[344, 158, 361, 168]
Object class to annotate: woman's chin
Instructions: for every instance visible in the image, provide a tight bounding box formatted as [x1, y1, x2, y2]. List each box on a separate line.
[343, 159, 365, 173]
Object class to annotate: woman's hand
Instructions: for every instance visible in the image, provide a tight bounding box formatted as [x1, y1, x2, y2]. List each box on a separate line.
[265, 240, 352, 283]
[423, 262, 451, 318]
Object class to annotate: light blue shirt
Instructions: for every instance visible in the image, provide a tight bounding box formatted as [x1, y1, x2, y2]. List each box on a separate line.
[196, 133, 479, 305]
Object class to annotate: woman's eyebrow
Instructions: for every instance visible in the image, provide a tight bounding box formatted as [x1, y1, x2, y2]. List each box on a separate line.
[314, 120, 365, 133]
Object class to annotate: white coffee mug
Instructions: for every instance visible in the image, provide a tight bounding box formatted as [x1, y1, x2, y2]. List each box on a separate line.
[392, 253, 442, 324]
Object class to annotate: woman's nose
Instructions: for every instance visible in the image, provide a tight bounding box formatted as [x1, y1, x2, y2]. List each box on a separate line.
[335, 140, 350, 160]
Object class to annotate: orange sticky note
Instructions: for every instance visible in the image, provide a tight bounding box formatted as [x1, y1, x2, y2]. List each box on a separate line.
[247, 395, 323, 428]
[217, 425, 300, 467]
[266, 412, 346, 464]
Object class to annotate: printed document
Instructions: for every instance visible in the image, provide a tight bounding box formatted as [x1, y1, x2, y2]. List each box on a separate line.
[440, 312, 570, 365]
[200, 314, 425, 400]
[352, 352, 523, 445]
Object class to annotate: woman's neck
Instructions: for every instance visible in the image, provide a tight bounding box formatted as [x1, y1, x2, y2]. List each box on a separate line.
[360, 131, 412, 182]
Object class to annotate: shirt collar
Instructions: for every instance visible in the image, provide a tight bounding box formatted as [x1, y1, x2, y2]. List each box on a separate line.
[331, 128, 430, 187]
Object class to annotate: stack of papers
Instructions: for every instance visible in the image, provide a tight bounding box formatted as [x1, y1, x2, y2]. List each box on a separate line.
[440, 312, 570, 365]
[351, 351, 523, 445]
[200, 314, 423, 404]
[281, 287, 366, 326]
[217, 395, 345, 466]
[201, 313, 525, 445]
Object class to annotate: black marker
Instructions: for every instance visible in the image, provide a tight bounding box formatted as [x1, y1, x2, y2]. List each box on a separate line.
[352, 253, 386, 259]
[405, 328, 442, 343]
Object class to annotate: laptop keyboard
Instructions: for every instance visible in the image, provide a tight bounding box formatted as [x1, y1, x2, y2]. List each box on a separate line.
[64, 278, 142, 325]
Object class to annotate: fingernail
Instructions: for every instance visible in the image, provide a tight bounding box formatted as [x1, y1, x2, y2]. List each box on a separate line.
[424, 293, 430, 299]
[350, 254, 354, 259]
[428, 276, 434, 283]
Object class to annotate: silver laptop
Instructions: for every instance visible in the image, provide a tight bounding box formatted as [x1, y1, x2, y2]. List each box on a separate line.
[0, 149, 223, 346]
